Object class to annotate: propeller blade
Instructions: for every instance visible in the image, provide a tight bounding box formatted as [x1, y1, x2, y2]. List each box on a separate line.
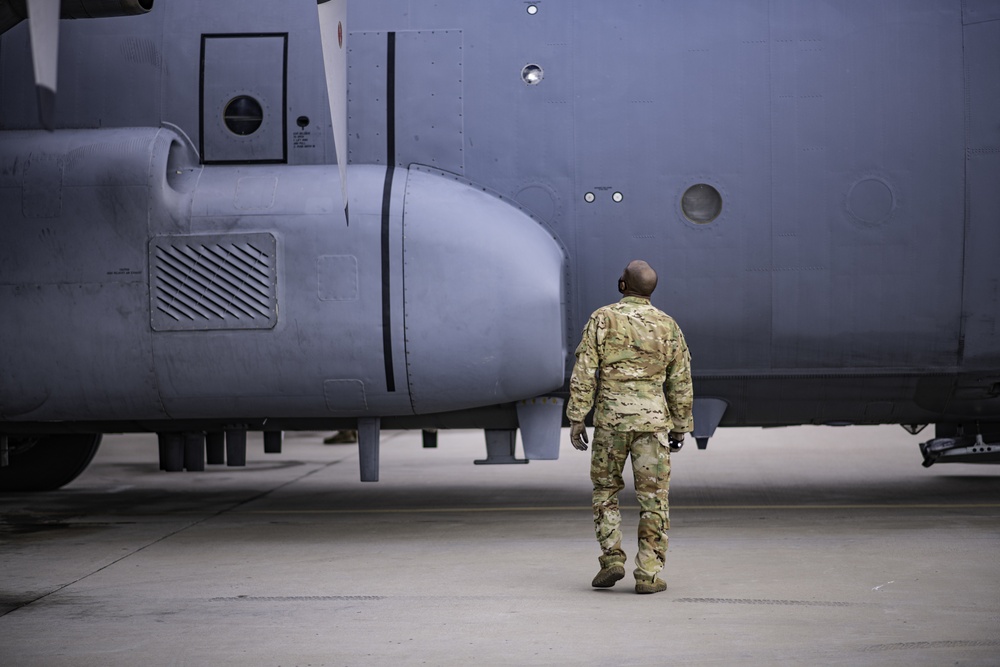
[26, 0, 60, 130]
[318, 0, 349, 224]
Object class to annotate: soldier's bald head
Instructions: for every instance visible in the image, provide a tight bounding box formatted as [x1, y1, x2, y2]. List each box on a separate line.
[619, 260, 658, 297]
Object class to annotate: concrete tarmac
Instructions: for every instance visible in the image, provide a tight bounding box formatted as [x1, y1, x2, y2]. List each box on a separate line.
[1, 425, 999, 666]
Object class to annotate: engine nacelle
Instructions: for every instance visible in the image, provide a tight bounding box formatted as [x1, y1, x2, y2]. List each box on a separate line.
[0, 128, 567, 426]
[401, 167, 566, 414]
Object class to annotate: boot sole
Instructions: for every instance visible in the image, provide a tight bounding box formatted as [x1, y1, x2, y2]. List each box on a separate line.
[635, 581, 667, 594]
[591, 567, 626, 588]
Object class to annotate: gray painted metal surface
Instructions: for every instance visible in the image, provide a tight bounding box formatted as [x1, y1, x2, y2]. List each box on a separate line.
[1, 0, 999, 485]
[516, 397, 564, 460]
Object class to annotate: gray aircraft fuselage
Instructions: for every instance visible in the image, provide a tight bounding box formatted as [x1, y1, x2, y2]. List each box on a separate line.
[1, 0, 999, 487]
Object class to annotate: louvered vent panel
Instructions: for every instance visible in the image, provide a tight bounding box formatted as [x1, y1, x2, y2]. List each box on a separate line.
[149, 234, 277, 331]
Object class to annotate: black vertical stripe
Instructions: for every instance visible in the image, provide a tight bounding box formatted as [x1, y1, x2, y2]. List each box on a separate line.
[281, 34, 289, 163]
[386, 32, 396, 164]
[198, 35, 206, 161]
[381, 32, 397, 393]
[381, 168, 395, 393]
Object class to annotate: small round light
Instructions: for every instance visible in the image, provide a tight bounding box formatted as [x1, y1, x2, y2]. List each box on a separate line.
[584, 192, 596, 203]
[521, 64, 544, 85]
[527, 5, 538, 15]
[612, 192, 624, 203]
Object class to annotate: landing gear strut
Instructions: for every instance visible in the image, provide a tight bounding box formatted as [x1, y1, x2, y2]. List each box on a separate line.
[920, 423, 1000, 467]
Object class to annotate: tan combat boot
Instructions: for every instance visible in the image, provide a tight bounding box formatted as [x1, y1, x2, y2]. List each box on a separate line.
[635, 577, 667, 594]
[591, 565, 626, 588]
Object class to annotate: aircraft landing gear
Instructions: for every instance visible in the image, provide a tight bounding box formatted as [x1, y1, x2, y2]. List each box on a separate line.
[0, 434, 101, 492]
[920, 423, 1000, 467]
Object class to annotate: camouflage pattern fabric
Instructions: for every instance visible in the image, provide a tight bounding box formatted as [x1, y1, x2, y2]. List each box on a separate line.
[566, 296, 693, 433]
[568, 295, 692, 580]
[591, 429, 671, 580]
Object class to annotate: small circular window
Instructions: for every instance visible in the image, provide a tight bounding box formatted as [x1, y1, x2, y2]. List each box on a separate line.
[681, 183, 722, 224]
[847, 177, 894, 225]
[224, 96, 264, 136]
[521, 64, 544, 85]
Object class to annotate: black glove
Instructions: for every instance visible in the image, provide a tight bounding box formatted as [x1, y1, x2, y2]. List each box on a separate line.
[570, 422, 589, 451]
[668, 432, 684, 452]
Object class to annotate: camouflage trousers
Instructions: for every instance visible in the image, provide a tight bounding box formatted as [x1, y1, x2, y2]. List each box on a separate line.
[591, 429, 671, 581]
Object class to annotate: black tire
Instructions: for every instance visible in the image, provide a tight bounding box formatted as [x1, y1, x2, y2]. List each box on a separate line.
[0, 434, 102, 492]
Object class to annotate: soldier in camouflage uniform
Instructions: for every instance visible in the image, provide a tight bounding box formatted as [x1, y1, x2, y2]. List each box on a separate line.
[567, 260, 693, 594]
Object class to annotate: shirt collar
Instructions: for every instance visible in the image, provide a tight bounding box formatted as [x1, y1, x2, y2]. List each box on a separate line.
[621, 295, 650, 305]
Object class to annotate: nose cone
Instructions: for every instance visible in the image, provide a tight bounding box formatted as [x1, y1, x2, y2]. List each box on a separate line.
[402, 167, 566, 414]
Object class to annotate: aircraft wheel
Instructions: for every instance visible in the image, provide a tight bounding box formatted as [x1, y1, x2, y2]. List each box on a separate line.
[0, 434, 102, 492]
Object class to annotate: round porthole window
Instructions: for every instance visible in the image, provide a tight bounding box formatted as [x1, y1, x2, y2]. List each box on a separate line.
[223, 96, 264, 136]
[847, 177, 895, 225]
[681, 183, 722, 224]
[521, 64, 544, 85]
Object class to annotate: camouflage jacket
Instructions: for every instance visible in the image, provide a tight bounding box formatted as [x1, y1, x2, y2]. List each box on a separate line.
[566, 296, 693, 433]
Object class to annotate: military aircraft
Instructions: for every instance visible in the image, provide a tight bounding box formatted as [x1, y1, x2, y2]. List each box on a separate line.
[1, 0, 998, 491]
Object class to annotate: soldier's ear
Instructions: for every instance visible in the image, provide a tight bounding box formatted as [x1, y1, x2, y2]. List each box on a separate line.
[618, 279, 627, 294]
